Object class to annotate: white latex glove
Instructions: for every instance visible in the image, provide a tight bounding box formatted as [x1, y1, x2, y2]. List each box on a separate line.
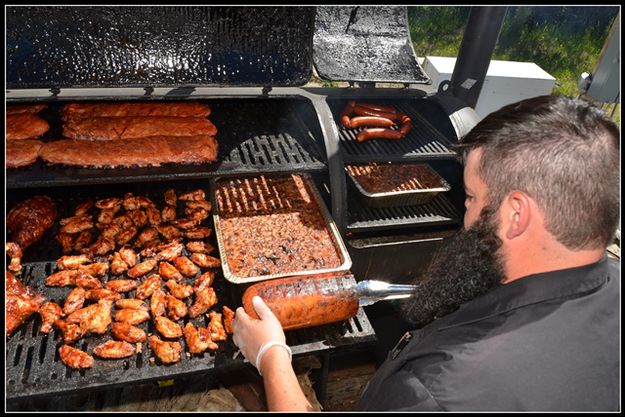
[233, 296, 290, 372]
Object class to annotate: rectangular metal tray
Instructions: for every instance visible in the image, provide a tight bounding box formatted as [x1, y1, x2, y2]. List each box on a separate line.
[212, 173, 352, 284]
[346, 162, 451, 208]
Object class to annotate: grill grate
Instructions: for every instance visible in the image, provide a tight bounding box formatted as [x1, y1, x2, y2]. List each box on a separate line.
[6, 98, 327, 189]
[6, 183, 376, 401]
[329, 99, 458, 162]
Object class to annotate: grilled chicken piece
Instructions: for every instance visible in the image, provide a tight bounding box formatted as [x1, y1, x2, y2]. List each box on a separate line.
[184, 226, 212, 240]
[207, 311, 227, 342]
[45, 269, 83, 287]
[156, 224, 182, 241]
[56, 233, 74, 254]
[74, 200, 94, 216]
[95, 197, 122, 210]
[57, 254, 92, 270]
[78, 262, 109, 278]
[166, 295, 188, 321]
[186, 241, 214, 254]
[112, 213, 134, 230]
[66, 299, 113, 335]
[194, 271, 216, 290]
[184, 207, 210, 222]
[75, 274, 104, 290]
[100, 224, 122, 241]
[154, 316, 183, 338]
[127, 258, 157, 279]
[115, 225, 137, 247]
[146, 206, 162, 226]
[190, 253, 221, 269]
[183, 322, 218, 354]
[148, 335, 182, 364]
[60, 218, 94, 234]
[97, 206, 121, 225]
[59, 345, 94, 369]
[63, 287, 87, 315]
[155, 241, 185, 262]
[188, 287, 218, 319]
[129, 209, 148, 228]
[6, 139, 43, 168]
[118, 247, 138, 267]
[158, 261, 184, 281]
[85, 288, 122, 301]
[173, 256, 200, 277]
[7, 195, 57, 251]
[179, 189, 206, 201]
[39, 301, 64, 334]
[93, 340, 136, 359]
[54, 319, 86, 344]
[222, 306, 235, 335]
[114, 308, 151, 325]
[165, 280, 194, 299]
[135, 274, 162, 300]
[114, 298, 149, 311]
[150, 288, 167, 317]
[73, 230, 93, 251]
[164, 189, 177, 207]
[110, 322, 147, 343]
[135, 227, 159, 248]
[123, 194, 155, 211]
[170, 218, 200, 230]
[110, 252, 129, 275]
[59, 214, 92, 226]
[6, 242, 23, 273]
[82, 236, 116, 256]
[185, 199, 212, 211]
[105, 279, 139, 293]
[161, 206, 177, 223]
[6, 271, 46, 336]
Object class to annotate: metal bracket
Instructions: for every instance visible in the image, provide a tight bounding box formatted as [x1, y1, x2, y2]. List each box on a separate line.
[143, 86, 154, 97]
[262, 86, 272, 96]
[49, 87, 61, 98]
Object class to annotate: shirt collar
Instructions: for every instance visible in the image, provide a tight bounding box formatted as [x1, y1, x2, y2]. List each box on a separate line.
[437, 256, 613, 330]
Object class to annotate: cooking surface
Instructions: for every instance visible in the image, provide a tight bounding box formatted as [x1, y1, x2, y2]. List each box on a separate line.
[6, 98, 327, 189]
[5, 182, 376, 401]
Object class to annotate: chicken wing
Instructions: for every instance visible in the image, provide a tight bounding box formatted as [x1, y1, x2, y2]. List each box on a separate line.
[115, 225, 137, 247]
[56, 233, 74, 254]
[222, 306, 235, 335]
[184, 207, 210, 222]
[114, 308, 150, 325]
[166, 294, 188, 321]
[135, 274, 162, 300]
[73, 230, 93, 251]
[59, 345, 94, 369]
[105, 279, 139, 293]
[161, 206, 177, 223]
[155, 241, 184, 262]
[93, 340, 136, 359]
[54, 319, 87, 344]
[183, 322, 218, 354]
[66, 299, 113, 335]
[194, 271, 216, 290]
[184, 226, 212, 240]
[78, 262, 109, 277]
[135, 227, 159, 248]
[74, 200, 94, 216]
[179, 189, 205, 201]
[127, 258, 157, 279]
[95, 197, 122, 210]
[97, 207, 121, 225]
[118, 246, 138, 267]
[185, 199, 212, 211]
[190, 253, 221, 269]
[150, 288, 167, 317]
[164, 189, 177, 206]
[75, 273, 104, 290]
[165, 280, 194, 299]
[6, 242, 23, 273]
[188, 287, 218, 319]
[170, 218, 200, 230]
[156, 224, 182, 241]
[114, 298, 148, 311]
[123, 194, 155, 211]
[207, 311, 227, 342]
[39, 301, 64, 334]
[146, 206, 162, 226]
[186, 241, 214, 254]
[154, 316, 183, 338]
[110, 252, 129, 275]
[110, 322, 147, 343]
[158, 261, 184, 281]
[148, 335, 182, 364]
[60, 218, 94, 234]
[45, 269, 82, 287]
[173, 256, 200, 277]
[85, 288, 122, 301]
[129, 209, 148, 228]
[63, 287, 87, 315]
[57, 254, 92, 270]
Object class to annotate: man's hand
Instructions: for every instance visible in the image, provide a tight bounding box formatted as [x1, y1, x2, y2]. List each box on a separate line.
[233, 296, 287, 371]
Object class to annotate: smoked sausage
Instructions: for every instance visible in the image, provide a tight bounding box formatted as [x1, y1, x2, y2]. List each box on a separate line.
[356, 128, 404, 142]
[349, 116, 395, 128]
[242, 274, 359, 331]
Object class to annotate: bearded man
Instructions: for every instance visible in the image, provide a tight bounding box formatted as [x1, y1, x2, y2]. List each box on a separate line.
[232, 95, 621, 411]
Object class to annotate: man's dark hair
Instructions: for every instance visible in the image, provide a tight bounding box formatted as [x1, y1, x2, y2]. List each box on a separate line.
[455, 95, 620, 250]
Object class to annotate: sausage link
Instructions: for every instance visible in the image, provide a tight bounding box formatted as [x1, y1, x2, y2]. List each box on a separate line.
[350, 116, 396, 128]
[340, 101, 356, 128]
[353, 105, 399, 122]
[356, 102, 398, 114]
[242, 275, 359, 331]
[356, 128, 404, 142]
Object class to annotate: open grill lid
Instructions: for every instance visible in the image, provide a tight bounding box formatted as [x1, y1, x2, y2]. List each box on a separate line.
[313, 6, 431, 84]
[6, 6, 316, 89]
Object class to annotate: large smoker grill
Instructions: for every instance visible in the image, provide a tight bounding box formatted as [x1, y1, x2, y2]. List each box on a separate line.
[6, 5, 471, 407]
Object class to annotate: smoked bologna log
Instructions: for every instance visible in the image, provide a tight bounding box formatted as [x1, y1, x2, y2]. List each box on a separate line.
[242, 274, 359, 331]
[61, 102, 211, 119]
[39, 135, 218, 168]
[63, 116, 218, 140]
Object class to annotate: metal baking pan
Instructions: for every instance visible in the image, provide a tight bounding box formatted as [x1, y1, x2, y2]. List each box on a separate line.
[212, 173, 352, 284]
[346, 162, 451, 208]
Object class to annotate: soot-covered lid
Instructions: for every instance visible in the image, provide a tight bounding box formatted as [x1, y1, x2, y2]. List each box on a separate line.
[313, 6, 430, 84]
[6, 6, 316, 89]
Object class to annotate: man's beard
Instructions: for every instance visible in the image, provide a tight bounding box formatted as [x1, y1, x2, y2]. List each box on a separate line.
[400, 207, 506, 328]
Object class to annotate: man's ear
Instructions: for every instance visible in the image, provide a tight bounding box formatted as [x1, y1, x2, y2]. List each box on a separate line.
[504, 191, 531, 240]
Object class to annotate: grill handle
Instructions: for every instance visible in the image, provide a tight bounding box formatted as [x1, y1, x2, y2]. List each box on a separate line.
[355, 280, 418, 306]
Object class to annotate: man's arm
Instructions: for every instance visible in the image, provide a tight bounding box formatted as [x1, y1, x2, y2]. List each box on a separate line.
[233, 296, 313, 411]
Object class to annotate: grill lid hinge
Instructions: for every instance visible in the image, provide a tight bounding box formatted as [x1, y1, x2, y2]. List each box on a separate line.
[262, 86, 272, 96]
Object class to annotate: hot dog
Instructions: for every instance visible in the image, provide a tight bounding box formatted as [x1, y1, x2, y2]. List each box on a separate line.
[356, 128, 404, 142]
[242, 274, 359, 331]
[352, 105, 399, 122]
[350, 116, 396, 128]
[340, 101, 356, 128]
[355, 102, 398, 114]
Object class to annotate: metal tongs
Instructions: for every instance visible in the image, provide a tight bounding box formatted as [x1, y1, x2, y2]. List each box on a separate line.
[355, 280, 418, 306]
